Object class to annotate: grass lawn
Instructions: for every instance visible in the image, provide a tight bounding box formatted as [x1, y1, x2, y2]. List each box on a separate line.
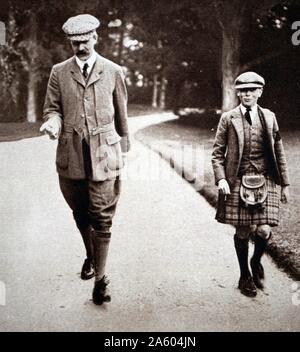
[0, 104, 164, 142]
[0, 122, 43, 142]
[135, 114, 300, 279]
[128, 104, 166, 117]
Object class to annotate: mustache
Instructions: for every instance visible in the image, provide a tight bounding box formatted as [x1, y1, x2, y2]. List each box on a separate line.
[76, 51, 87, 56]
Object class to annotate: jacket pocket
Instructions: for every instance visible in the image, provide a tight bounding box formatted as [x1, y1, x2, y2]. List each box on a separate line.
[56, 136, 69, 169]
[103, 133, 124, 171]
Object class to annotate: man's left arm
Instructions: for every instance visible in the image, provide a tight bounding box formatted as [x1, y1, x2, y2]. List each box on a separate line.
[113, 69, 130, 153]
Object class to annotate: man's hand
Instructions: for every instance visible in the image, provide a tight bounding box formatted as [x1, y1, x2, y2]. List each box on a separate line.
[40, 116, 62, 140]
[218, 178, 231, 195]
[281, 186, 290, 204]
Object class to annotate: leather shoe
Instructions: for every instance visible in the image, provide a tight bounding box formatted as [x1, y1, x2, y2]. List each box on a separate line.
[92, 275, 111, 305]
[238, 276, 257, 297]
[81, 258, 95, 280]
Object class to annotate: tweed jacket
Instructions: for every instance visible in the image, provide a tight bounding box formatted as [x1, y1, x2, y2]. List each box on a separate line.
[211, 105, 290, 187]
[43, 53, 130, 181]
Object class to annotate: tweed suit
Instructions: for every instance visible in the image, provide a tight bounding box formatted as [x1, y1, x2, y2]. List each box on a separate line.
[43, 53, 130, 181]
[212, 105, 289, 226]
[43, 52, 130, 237]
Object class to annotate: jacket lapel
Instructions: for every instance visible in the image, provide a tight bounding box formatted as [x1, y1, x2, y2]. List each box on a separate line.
[258, 105, 273, 130]
[258, 105, 274, 151]
[230, 106, 244, 159]
[86, 54, 104, 88]
[70, 57, 86, 87]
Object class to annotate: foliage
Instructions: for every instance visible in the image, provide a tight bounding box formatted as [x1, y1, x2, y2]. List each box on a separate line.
[0, 0, 300, 122]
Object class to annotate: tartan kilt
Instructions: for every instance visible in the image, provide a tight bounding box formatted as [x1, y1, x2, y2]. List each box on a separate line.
[216, 173, 279, 226]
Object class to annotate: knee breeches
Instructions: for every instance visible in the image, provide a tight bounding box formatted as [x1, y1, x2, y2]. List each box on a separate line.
[59, 175, 121, 236]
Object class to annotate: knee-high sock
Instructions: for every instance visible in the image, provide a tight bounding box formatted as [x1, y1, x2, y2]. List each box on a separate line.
[234, 234, 250, 279]
[79, 226, 94, 261]
[93, 235, 110, 281]
[252, 233, 269, 265]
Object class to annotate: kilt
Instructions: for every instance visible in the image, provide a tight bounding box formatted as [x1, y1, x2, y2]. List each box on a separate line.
[216, 172, 279, 226]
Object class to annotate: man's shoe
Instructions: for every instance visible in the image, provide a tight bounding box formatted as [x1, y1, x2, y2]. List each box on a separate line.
[92, 275, 111, 305]
[238, 276, 257, 297]
[81, 258, 95, 280]
[250, 258, 264, 289]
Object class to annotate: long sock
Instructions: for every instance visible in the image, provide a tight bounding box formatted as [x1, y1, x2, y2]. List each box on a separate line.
[234, 234, 250, 279]
[93, 236, 110, 281]
[252, 234, 269, 265]
[79, 226, 94, 261]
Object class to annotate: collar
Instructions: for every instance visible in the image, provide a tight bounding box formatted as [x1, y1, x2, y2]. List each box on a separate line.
[240, 104, 258, 116]
[75, 50, 97, 70]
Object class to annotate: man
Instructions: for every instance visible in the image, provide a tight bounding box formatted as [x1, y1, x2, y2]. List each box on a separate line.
[40, 14, 130, 305]
[211, 71, 290, 297]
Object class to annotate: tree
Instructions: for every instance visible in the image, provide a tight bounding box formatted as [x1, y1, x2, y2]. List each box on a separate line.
[0, 3, 35, 122]
[124, 0, 216, 109]
[1, 0, 299, 122]
[187, 0, 286, 111]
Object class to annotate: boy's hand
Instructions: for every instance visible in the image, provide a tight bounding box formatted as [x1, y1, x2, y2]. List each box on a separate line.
[281, 186, 290, 204]
[218, 179, 231, 195]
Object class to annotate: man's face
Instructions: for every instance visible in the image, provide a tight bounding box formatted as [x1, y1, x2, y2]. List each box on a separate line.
[237, 87, 263, 108]
[70, 35, 97, 61]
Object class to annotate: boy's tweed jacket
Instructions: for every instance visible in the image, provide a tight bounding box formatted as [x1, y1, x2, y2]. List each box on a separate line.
[43, 53, 130, 181]
[211, 105, 290, 187]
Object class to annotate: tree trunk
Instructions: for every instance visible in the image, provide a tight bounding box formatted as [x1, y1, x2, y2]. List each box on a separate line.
[221, 27, 240, 111]
[215, 0, 248, 112]
[152, 74, 159, 108]
[117, 25, 125, 65]
[26, 69, 36, 123]
[159, 76, 167, 109]
[0, 21, 5, 45]
[26, 14, 38, 123]
[171, 80, 183, 114]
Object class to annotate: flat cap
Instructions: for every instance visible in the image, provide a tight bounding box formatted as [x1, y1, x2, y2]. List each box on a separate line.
[234, 71, 265, 89]
[62, 14, 100, 41]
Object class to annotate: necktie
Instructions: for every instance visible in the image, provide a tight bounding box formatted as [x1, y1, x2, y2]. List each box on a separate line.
[83, 63, 89, 79]
[244, 107, 252, 126]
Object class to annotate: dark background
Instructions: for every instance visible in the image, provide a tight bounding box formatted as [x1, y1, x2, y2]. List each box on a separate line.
[0, 0, 300, 128]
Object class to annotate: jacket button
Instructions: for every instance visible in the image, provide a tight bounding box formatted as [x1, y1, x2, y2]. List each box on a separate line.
[81, 114, 85, 118]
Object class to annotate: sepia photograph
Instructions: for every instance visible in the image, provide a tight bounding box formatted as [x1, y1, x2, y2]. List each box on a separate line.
[0, 0, 300, 334]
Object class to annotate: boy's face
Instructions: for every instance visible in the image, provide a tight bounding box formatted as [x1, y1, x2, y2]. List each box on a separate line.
[237, 87, 263, 108]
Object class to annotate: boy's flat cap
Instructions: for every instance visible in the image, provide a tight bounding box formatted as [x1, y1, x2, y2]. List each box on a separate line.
[234, 71, 265, 89]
